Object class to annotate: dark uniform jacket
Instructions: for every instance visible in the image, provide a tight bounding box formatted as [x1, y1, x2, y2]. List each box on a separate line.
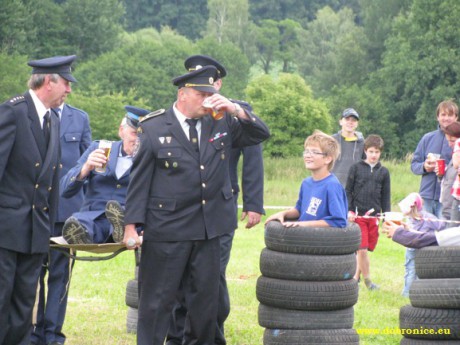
[55, 104, 92, 224]
[229, 101, 264, 214]
[0, 92, 60, 254]
[124, 108, 270, 241]
[60, 140, 130, 220]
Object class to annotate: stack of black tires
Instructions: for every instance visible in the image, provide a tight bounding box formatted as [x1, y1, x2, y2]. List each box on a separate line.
[257, 221, 362, 344]
[400, 246, 460, 345]
[126, 248, 141, 334]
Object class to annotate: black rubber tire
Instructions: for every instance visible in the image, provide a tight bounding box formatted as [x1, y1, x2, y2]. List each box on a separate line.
[415, 247, 460, 279]
[126, 306, 138, 334]
[409, 279, 460, 309]
[125, 279, 139, 309]
[401, 338, 460, 344]
[264, 221, 361, 255]
[258, 304, 354, 329]
[263, 328, 359, 345]
[399, 305, 460, 340]
[256, 276, 358, 311]
[260, 248, 356, 281]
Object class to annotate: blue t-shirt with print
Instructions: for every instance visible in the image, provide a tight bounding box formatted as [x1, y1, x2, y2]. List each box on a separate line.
[294, 174, 348, 228]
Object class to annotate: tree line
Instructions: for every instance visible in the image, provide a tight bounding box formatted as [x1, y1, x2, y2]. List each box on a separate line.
[1, 0, 459, 158]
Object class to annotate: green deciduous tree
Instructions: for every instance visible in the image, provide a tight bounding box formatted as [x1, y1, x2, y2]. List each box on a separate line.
[206, 0, 250, 49]
[24, 0, 72, 58]
[249, 0, 360, 27]
[359, 0, 412, 68]
[62, 0, 124, 60]
[0, 0, 29, 54]
[295, 6, 369, 97]
[375, 0, 460, 154]
[123, 0, 208, 40]
[0, 53, 30, 102]
[75, 28, 194, 109]
[253, 19, 280, 74]
[245, 73, 332, 157]
[195, 37, 250, 100]
[277, 19, 302, 73]
[67, 90, 150, 141]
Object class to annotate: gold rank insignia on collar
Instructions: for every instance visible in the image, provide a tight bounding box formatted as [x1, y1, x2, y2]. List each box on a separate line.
[139, 109, 166, 123]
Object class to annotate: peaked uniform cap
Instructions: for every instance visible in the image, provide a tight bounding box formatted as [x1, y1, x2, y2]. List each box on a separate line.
[172, 65, 219, 94]
[124, 105, 151, 128]
[28, 55, 77, 83]
[184, 55, 227, 79]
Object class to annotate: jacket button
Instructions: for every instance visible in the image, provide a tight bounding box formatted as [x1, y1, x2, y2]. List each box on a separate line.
[35, 184, 39, 189]
[202, 183, 206, 188]
[200, 165, 205, 170]
[35, 163, 40, 167]
[202, 200, 206, 205]
[116, 184, 121, 189]
[159, 204, 163, 208]
[43, 207, 48, 211]
[48, 187, 52, 191]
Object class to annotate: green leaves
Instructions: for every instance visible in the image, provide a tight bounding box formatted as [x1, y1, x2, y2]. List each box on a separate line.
[246, 73, 332, 158]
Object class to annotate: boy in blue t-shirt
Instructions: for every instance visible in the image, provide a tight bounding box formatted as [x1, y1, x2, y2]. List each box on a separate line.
[265, 130, 348, 228]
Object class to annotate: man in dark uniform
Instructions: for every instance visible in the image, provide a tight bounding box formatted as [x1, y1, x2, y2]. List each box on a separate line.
[167, 55, 265, 345]
[31, 101, 92, 345]
[59, 106, 149, 244]
[123, 65, 270, 345]
[0, 55, 76, 345]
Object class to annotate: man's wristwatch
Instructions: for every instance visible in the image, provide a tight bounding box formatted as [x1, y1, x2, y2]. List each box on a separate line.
[232, 102, 242, 116]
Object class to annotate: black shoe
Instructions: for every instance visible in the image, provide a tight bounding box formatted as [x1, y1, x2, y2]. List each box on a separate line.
[62, 217, 92, 244]
[105, 200, 125, 243]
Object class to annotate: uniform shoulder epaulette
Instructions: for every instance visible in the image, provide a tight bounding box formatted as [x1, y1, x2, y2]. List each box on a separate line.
[230, 98, 249, 107]
[139, 109, 165, 123]
[8, 95, 26, 104]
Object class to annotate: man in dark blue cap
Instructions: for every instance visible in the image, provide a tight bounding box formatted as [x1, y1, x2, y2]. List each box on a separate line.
[0, 55, 76, 345]
[122, 64, 270, 345]
[59, 106, 149, 245]
[166, 55, 265, 345]
[31, 98, 92, 345]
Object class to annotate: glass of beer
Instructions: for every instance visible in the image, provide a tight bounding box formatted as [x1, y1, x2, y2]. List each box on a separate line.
[384, 211, 404, 226]
[202, 97, 225, 120]
[95, 140, 112, 173]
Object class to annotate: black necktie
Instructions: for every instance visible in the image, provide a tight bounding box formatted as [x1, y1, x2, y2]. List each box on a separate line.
[43, 111, 50, 147]
[186, 119, 199, 152]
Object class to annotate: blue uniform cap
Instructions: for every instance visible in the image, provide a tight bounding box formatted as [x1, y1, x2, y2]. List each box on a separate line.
[172, 65, 219, 94]
[124, 105, 151, 128]
[184, 55, 227, 79]
[28, 55, 77, 83]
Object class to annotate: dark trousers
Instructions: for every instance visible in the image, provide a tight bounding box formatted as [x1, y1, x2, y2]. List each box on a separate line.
[166, 231, 234, 345]
[0, 248, 45, 345]
[137, 238, 220, 345]
[31, 223, 72, 345]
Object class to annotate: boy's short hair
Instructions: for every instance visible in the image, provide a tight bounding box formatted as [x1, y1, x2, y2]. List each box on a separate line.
[304, 130, 340, 171]
[364, 134, 384, 151]
[436, 100, 458, 118]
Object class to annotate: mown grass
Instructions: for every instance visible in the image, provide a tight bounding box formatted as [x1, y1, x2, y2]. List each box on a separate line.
[63, 157, 421, 344]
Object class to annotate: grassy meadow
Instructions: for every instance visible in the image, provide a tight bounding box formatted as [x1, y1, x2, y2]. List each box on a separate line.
[63, 157, 421, 345]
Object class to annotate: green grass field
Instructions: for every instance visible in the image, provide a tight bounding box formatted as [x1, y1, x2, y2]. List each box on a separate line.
[62, 158, 421, 344]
